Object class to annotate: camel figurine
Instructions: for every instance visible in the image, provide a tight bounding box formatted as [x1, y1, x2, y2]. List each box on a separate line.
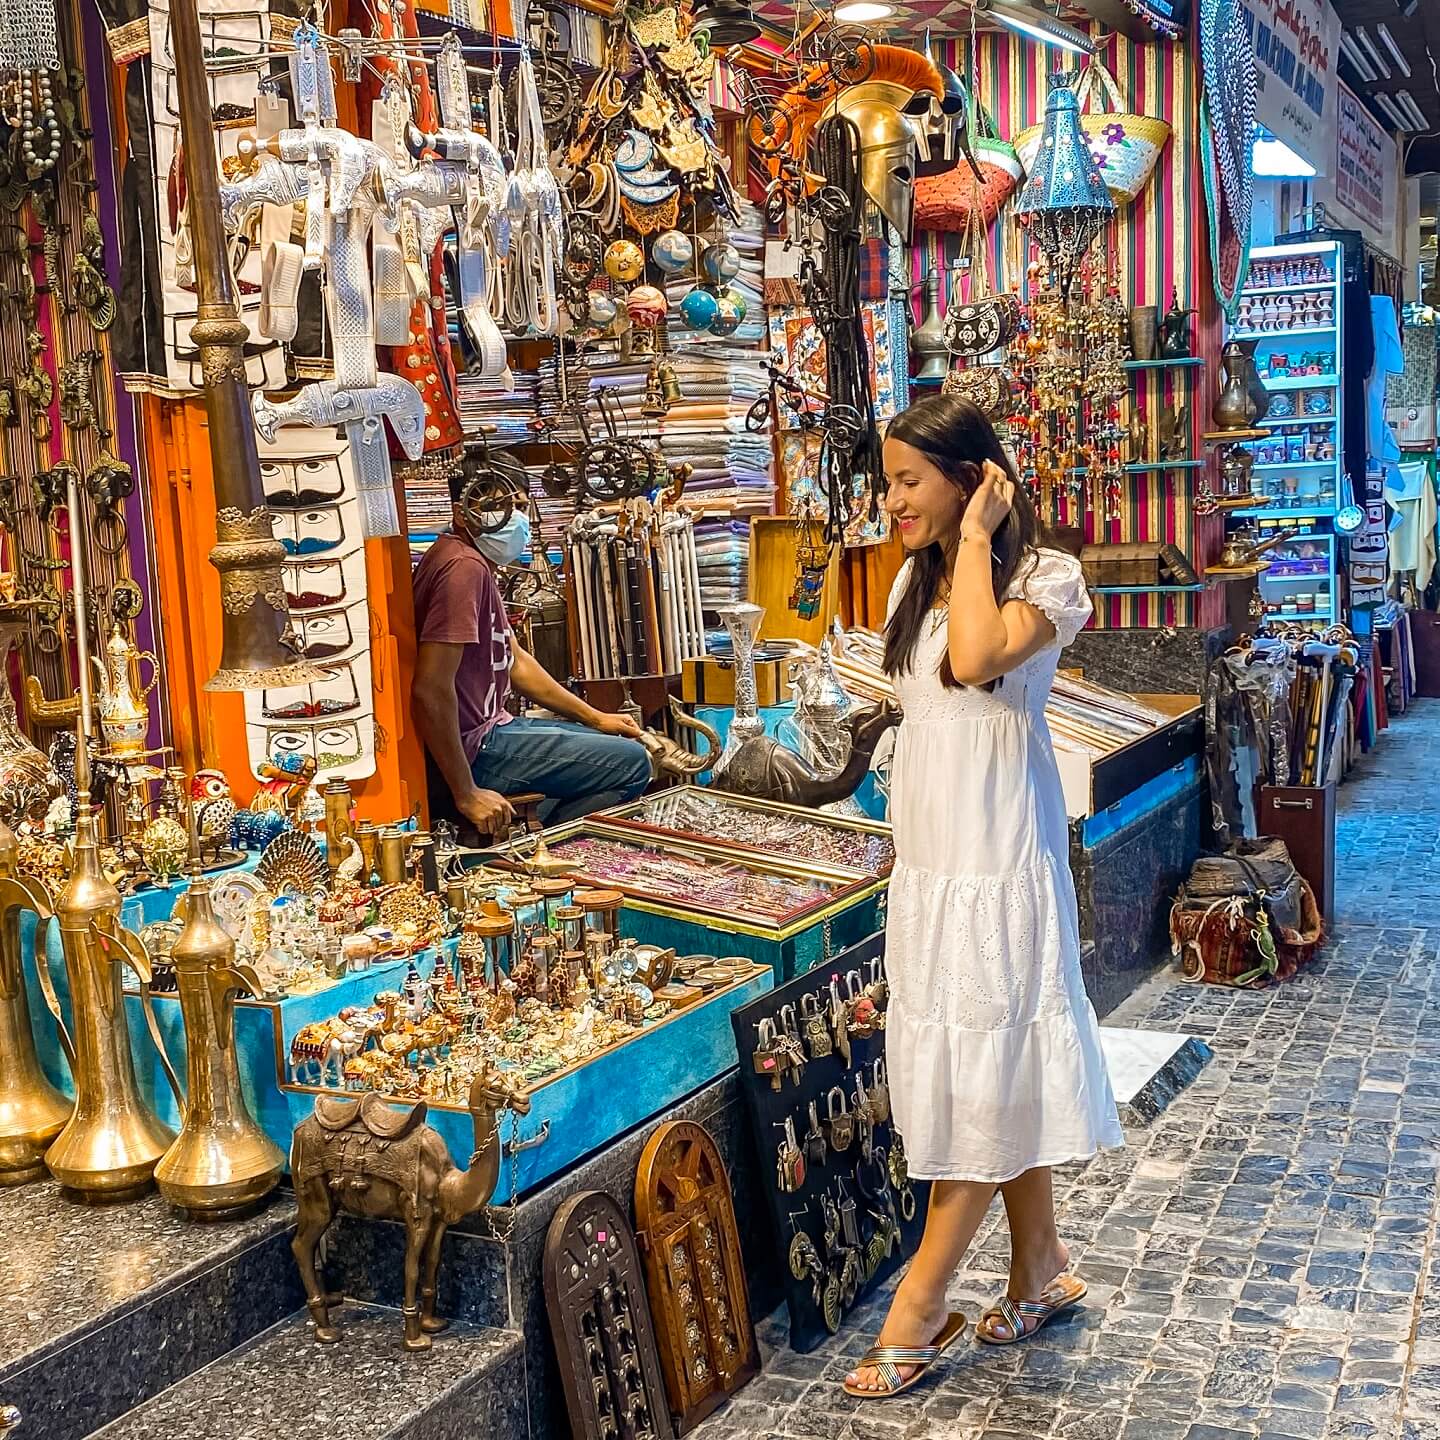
[698, 699, 901, 807]
[289, 1066, 531, 1351]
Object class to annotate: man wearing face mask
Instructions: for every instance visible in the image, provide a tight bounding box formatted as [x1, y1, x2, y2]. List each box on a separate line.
[411, 473, 651, 837]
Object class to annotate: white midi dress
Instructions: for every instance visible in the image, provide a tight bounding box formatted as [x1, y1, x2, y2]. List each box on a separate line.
[884, 548, 1124, 1182]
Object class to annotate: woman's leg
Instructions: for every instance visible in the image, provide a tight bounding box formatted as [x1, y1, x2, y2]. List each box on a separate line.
[846, 1178, 994, 1392]
[981, 1166, 1071, 1340]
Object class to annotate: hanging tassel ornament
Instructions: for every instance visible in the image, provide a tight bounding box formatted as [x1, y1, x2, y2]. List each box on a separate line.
[1015, 69, 1115, 299]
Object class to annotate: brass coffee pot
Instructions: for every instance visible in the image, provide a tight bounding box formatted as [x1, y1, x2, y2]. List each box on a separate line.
[150, 823, 284, 1219]
[0, 818, 71, 1185]
[43, 727, 175, 1201]
[91, 622, 159, 759]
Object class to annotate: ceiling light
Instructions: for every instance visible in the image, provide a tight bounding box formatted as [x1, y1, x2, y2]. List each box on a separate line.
[1356, 28, 1392, 79]
[833, 0, 892, 17]
[1339, 32, 1378, 83]
[1252, 129, 1318, 178]
[1373, 92, 1411, 129]
[1398, 0, 1419, 16]
[979, 0, 1095, 56]
[1376, 23, 1411, 77]
[1397, 89, 1429, 129]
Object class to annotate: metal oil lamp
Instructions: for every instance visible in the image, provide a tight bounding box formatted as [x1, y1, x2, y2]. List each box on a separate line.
[0, 817, 70, 1185]
[44, 723, 176, 1201]
[151, 817, 284, 1219]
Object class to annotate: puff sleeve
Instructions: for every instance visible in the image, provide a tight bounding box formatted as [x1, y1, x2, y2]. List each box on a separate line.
[1009, 549, 1092, 648]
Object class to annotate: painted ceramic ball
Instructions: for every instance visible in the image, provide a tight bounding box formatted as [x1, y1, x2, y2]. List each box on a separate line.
[626, 284, 669, 329]
[702, 241, 741, 284]
[708, 288, 748, 336]
[585, 290, 620, 328]
[679, 286, 720, 331]
[603, 240, 645, 283]
[651, 229, 694, 275]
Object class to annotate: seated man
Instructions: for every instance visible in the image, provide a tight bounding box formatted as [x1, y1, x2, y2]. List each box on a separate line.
[411, 475, 651, 836]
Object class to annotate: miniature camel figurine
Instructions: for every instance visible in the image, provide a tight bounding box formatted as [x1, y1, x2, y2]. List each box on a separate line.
[289, 1067, 531, 1350]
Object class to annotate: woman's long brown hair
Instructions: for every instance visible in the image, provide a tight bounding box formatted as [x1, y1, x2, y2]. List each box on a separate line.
[882, 395, 1046, 688]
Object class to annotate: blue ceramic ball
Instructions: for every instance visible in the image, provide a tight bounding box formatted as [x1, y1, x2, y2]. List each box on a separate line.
[679, 286, 720, 331]
[702, 242, 741, 283]
[586, 291, 620, 327]
[708, 288, 747, 336]
[651, 229, 695, 275]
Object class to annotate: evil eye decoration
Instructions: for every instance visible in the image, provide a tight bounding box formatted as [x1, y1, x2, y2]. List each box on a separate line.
[679, 286, 720, 331]
[651, 229, 695, 275]
[604, 241, 645, 283]
[701, 241, 741, 284]
[708, 288, 747, 336]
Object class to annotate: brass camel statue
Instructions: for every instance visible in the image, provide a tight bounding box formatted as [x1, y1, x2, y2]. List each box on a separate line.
[289, 1066, 531, 1350]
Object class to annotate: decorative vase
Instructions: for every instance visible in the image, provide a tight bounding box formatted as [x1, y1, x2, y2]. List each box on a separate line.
[710, 602, 766, 786]
[1129, 306, 1159, 362]
[911, 267, 949, 382]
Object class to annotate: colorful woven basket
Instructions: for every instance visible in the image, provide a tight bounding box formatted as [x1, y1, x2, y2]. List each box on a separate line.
[1014, 60, 1170, 207]
[914, 102, 1022, 233]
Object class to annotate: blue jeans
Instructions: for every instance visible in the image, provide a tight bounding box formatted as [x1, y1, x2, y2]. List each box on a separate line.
[470, 716, 651, 826]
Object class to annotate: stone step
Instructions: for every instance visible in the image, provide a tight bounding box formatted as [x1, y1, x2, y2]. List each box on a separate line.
[0, 1182, 303, 1440]
[84, 1304, 526, 1440]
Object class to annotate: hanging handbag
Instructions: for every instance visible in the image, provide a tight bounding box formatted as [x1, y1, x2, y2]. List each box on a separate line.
[914, 98, 1022, 233]
[943, 205, 1021, 360]
[1013, 60, 1170, 207]
[943, 363, 1013, 421]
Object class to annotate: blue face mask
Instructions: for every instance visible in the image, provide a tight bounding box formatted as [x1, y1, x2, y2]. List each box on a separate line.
[471, 508, 531, 567]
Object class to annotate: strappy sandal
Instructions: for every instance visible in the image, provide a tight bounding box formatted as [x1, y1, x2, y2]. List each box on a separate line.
[975, 1274, 1087, 1345]
[841, 1312, 968, 1399]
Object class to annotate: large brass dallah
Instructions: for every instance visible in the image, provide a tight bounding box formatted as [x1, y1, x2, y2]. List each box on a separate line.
[150, 832, 284, 1218]
[0, 818, 70, 1185]
[170, 0, 321, 692]
[43, 729, 175, 1201]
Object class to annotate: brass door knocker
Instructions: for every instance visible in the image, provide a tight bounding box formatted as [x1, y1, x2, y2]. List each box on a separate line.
[85, 452, 135, 555]
[58, 349, 101, 433]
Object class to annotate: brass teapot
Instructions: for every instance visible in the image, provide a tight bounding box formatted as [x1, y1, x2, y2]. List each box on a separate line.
[150, 830, 284, 1219]
[42, 728, 175, 1201]
[1217, 526, 1297, 568]
[0, 818, 70, 1185]
[92, 623, 159, 759]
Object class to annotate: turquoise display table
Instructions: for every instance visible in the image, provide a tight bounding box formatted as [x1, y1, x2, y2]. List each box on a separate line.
[19, 864, 775, 1202]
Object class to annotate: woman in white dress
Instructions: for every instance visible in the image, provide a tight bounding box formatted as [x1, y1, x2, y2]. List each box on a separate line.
[846, 396, 1123, 1399]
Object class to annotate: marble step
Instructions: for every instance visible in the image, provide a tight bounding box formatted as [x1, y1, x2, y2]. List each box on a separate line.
[85, 1304, 526, 1440]
[0, 1182, 304, 1440]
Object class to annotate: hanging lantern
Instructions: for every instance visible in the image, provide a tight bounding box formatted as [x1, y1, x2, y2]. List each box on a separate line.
[1014, 69, 1115, 295]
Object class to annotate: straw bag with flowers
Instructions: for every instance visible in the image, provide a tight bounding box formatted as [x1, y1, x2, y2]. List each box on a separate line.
[1014, 59, 1170, 207]
[914, 100, 1023, 233]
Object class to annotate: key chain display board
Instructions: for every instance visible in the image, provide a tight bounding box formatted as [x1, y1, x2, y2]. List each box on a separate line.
[729, 932, 929, 1354]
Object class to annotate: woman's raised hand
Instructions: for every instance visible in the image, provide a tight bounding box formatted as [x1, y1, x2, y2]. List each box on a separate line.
[960, 461, 1015, 542]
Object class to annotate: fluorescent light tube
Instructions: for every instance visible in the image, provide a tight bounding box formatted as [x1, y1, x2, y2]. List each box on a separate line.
[1376, 23, 1411, 77]
[1357, 27, 1392, 79]
[1339, 32, 1378, 83]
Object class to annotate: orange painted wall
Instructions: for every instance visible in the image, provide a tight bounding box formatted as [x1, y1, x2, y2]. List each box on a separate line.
[143, 397, 427, 822]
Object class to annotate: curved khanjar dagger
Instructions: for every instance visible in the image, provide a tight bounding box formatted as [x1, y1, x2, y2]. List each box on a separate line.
[252, 376, 426, 540]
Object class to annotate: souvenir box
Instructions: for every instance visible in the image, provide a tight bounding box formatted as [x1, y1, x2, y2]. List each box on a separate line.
[600, 790, 895, 878]
[497, 820, 887, 979]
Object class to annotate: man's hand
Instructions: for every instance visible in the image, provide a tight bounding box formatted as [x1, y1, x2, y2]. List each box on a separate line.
[592, 712, 644, 740]
[457, 787, 514, 835]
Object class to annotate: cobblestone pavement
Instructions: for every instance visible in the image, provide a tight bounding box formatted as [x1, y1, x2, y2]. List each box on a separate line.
[694, 699, 1440, 1440]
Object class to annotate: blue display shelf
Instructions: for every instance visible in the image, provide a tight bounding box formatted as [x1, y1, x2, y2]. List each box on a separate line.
[1230, 324, 1336, 341]
[1262, 373, 1339, 391]
[1124, 357, 1204, 370]
[1123, 460, 1204, 473]
[1229, 504, 1337, 519]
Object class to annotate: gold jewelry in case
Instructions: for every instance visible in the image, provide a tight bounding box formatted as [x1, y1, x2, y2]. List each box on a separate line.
[150, 813, 285, 1218]
[0, 817, 70, 1185]
[44, 723, 176, 1201]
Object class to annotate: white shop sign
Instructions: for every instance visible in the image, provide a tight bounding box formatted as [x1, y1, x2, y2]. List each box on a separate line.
[1238, 0, 1342, 175]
